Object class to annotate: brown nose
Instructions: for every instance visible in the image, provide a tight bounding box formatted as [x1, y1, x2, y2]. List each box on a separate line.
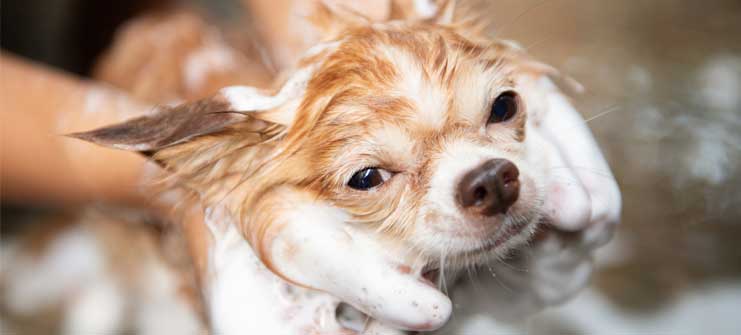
[457, 159, 520, 216]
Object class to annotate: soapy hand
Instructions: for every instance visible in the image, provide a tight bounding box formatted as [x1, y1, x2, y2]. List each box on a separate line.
[438, 78, 622, 333]
[518, 77, 622, 307]
[203, 205, 418, 335]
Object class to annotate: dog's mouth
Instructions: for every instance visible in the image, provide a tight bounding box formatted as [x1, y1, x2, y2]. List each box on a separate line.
[421, 267, 440, 285]
[464, 220, 532, 255]
[419, 220, 533, 285]
[492, 220, 532, 246]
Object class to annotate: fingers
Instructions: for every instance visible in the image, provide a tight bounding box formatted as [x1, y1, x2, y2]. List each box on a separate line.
[439, 233, 595, 335]
[525, 233, 594, 305]
[360, 320, 409, 335]
[333, 304, 408, 335]
[529, 128, 593, 232]
[264, 189, 451, 331]
[0, 54, 151, 205]
[205, 206, 359, 334]
[535, 78, 622, 248]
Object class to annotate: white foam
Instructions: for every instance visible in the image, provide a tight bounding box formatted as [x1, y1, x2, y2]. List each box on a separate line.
[3, 227, 106, 315]
[63, 273, 125, 335]
[413, 0, 438, 18]
[696, 55, 741, 112]
[183, 33, 236, 92]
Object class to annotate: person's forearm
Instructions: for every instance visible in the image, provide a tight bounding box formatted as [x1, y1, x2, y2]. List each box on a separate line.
[1, 53, 151, 205]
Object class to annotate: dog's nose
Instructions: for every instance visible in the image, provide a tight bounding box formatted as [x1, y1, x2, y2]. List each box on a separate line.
[457, 159, 520, 216]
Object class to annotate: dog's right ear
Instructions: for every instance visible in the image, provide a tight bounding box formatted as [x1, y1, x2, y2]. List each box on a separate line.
[67, 96, 246, 153]
[68, 59, 319, 160]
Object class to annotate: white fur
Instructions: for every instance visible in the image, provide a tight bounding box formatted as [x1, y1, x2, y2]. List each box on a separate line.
[220, 41, 342, 125]
[415, 137, 540, 257]
[385, 47, 448, 130]
[220, 66, 311, 114]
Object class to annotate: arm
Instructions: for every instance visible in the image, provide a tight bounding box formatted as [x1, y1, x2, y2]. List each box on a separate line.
[1, 53, 151, 206]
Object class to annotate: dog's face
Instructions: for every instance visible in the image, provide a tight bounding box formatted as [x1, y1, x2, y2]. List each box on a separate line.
[74, 18, 552, 276]
[285, 24, 546, 267]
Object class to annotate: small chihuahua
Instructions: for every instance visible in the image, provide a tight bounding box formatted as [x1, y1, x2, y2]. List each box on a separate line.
[76, 0, 553, 274]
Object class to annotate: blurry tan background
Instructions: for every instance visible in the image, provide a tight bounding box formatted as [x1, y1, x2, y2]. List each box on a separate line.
[2, 0, 740, 333]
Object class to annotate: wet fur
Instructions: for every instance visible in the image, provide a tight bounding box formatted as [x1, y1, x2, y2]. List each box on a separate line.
[73, 0, 558, 282]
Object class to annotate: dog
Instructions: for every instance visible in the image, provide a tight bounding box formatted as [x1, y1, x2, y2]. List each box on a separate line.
[3, 1, 619, 334]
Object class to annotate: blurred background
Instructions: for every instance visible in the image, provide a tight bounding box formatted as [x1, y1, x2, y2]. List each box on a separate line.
[2, 0, 741, 334]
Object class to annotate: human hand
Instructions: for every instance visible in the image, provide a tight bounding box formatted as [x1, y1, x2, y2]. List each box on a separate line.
[438, 77, 622, 333]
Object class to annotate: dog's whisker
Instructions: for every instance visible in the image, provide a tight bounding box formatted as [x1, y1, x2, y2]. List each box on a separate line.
[522, 35, 552, 52]
[545, 166, 614, 179]
[584, 105, 621, 123]
[440, 251, 449, 296]
[486, 263, 515, 295]
[495, 0, 558, 36]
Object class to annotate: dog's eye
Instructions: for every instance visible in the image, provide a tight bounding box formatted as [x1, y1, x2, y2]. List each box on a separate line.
[348, 168, 389, 190]
[488, 91, 519, 124]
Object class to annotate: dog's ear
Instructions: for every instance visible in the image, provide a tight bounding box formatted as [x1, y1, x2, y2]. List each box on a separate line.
[68, 97, 244, 153]
[431, 0, 456, 25]
[68, 62, 318, 161]
[308, 1, 372, 37]
[388, 0, 456, 22]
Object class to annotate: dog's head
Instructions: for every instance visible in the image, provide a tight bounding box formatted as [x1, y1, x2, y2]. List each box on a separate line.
[73, 2, 557, 278]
